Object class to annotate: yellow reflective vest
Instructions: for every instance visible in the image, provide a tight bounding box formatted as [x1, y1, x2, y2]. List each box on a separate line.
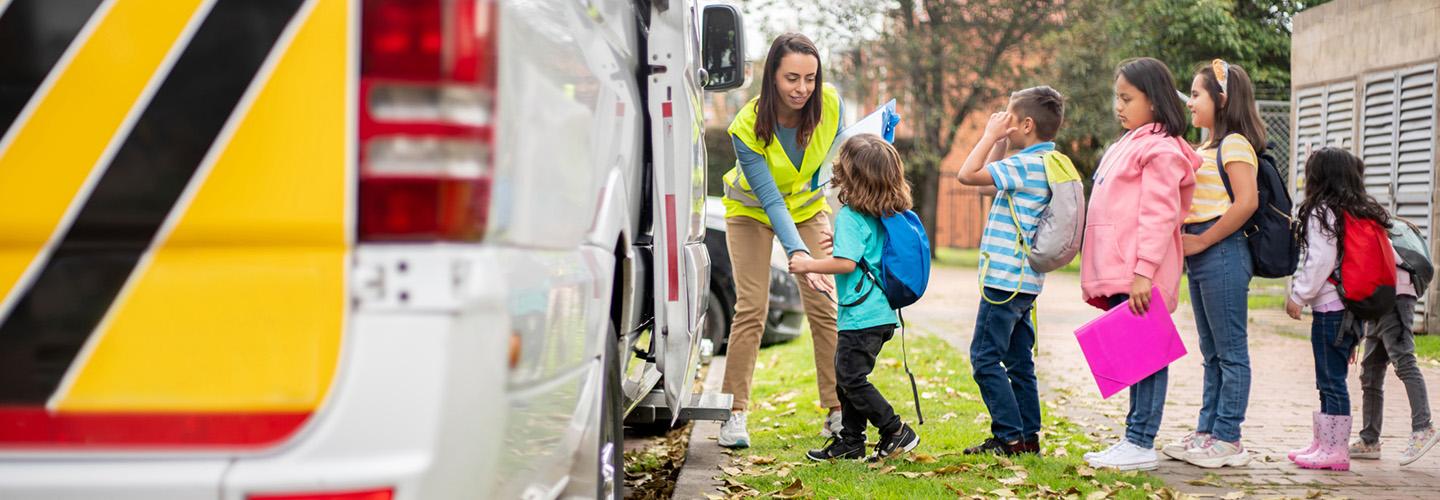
[722, 84, 841, 225]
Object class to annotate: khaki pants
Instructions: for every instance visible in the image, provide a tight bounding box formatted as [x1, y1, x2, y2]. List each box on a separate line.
[721, 212, 840, 412]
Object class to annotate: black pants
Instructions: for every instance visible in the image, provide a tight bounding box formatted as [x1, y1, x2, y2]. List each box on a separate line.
[835, 324, 901, 444]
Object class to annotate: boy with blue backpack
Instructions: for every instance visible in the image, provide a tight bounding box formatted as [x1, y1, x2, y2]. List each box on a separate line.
[955, 86, 1077, 456]
[790, 134, 928, 462]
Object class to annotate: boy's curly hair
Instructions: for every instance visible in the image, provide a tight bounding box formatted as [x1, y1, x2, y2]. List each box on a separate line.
[834, 134, 912, 217]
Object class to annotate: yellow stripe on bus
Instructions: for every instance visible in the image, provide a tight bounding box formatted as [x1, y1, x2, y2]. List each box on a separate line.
[58, 0, 348, 412]
[0, 0, 205, 308]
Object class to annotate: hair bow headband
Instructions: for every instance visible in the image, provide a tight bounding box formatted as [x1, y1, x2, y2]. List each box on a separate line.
[1211, 58, 1230, 95]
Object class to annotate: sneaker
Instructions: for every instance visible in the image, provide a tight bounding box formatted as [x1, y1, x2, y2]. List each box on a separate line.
[806, 437, 865, 461]
[1161, 432, 1209, 460]
[1086, 441, 1159, 471]
[866, 423, 919, 462]
[1084, 440, 1125, 461]
[1349, 438, 1382, 460]
[1181, 439, 1251, 468]
[1015, 435, 1041, 455]
[1401, 427, 1440, 466]
[820, 410, 844, 438]
[963, 437, 1016, 456]
[718, 412, 750, 449]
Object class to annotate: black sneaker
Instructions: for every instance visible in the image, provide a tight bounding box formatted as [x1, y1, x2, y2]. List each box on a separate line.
[806, 437, 865, 461]
[1014, 436, 1041, 455]
[866, 423, 919, 462]
[964, 437, 1022, 456]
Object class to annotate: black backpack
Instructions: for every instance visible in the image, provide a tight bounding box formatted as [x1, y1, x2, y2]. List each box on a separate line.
[1215, 139, 1300, 278]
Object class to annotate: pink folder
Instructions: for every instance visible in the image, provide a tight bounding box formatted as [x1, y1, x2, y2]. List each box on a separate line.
[1073, 287, 1187, 399]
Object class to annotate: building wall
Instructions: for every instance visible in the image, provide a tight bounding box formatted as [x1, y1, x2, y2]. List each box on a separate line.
[1293, 0, 1440, 332]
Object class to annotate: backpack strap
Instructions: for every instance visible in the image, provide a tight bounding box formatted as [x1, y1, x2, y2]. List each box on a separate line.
[838, 259, 881, 308]
[979, 192, 1030, 305]
[896, 309, 923, 425]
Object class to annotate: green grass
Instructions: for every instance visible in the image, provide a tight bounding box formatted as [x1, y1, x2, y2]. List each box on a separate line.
[934, 247, 1081, 274]
[720, 330, 1170, 499]
[1417, 334, 1440, 364]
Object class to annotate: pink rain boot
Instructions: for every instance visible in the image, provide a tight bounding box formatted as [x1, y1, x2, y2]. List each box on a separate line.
[1288, 411, 1321, 462]
[1296, 414, 1351, 471]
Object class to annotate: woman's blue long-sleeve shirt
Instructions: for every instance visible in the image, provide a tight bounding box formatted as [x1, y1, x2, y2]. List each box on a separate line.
[729, 102, 843, 256]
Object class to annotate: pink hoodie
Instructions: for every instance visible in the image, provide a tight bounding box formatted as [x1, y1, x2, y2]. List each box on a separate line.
[1082, 124, 1201, 312]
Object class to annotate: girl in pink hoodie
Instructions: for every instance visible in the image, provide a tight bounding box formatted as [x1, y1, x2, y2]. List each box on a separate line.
[1082, 58, 1201, 472]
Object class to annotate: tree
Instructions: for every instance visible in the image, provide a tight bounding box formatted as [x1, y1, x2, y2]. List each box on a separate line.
[1043, 0, 1332, 176]
[878, 0, 1068, 254]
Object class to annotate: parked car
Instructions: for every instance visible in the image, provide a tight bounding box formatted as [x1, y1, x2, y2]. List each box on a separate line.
[702, 197, 805, 361]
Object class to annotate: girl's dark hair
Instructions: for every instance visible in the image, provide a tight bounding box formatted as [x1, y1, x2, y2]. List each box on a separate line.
[755, 33, 823, 149]
[1295, 147, 1390, 251]
[1116, 57, 1187, 137]
[833, 134, 912, 217]
[1196, 62, 1267, 154]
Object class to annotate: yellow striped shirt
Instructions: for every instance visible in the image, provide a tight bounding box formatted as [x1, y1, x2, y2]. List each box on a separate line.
[1186, 134, 1258, 224]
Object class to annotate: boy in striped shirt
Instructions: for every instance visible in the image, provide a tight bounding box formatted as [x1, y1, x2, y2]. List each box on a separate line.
[955, 86, 1067, 456]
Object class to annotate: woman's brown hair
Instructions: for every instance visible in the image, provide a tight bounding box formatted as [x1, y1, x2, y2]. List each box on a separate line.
[833, 135, 912, 217]
[1195, 61, 1267, 154]
[754, 33, 823, 149]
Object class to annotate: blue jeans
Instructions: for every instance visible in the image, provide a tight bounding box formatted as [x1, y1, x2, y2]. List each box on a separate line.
[1107, 293, 1168, 449]
[970, 287, 1040, 443]
[1184, 219, 1253, 443]
[1312, 310, 1355, 415]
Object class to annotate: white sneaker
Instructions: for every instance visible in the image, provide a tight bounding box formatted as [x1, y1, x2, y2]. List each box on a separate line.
[718, 412, 750, 449]
[1084, 439, 1126, 461]
[1182, 439, 1251, 468]
[1087, 441, 1159, 471]
[1161, 432, 1209, 460]
[1401, 427, 1440, 466]
[820, 410, 844, 438]
[1349, 438, 1382, 460]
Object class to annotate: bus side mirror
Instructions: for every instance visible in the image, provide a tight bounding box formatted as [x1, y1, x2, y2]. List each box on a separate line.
[701, 4, 744, 92]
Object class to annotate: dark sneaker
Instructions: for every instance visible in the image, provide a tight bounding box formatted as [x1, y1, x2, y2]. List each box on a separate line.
[806, 437, 865, 461]
[963, 437, 1019, 456]
[1015, 435, 1041, 455]
[867, 423, 919, 462]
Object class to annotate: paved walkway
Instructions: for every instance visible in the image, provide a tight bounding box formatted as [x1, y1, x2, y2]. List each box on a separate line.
[911, 265, 1440, 499]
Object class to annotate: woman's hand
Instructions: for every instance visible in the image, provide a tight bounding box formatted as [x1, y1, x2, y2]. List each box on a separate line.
[788, 252, 813, 274]
[1182, 233, 1210, 256]
[1285, 297, 1303, 320]
[818, 228, 833, 255]
[1128, 274, 1152, 315]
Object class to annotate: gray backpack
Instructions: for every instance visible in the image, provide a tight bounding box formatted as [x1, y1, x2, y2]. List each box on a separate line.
[1024, 151, 1085, 273]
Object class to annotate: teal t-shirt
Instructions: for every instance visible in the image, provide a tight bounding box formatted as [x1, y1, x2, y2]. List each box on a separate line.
[833, 206, 900, 331]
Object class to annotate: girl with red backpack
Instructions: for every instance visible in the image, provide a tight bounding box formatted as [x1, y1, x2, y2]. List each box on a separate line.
[1285, 147, 1398, 471]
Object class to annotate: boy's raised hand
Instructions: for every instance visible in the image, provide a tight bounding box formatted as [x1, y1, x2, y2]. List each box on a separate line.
[983, 111, 1017, 141]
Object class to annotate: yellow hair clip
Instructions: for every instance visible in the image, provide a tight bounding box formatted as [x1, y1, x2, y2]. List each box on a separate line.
[1211, 58, 1230, 95]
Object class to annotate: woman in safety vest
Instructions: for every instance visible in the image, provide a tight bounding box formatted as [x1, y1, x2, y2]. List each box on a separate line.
[717, 33, 845, 449]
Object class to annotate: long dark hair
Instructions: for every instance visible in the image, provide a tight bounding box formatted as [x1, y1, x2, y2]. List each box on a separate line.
[754, 33, 823, 149]
[1295, 147, 1389, 251]
[1196, 61, 1266, 153]
[1116, 57, 1187, 137]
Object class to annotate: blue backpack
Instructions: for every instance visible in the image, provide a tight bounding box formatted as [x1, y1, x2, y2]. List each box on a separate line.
[840, 210, 931, 309]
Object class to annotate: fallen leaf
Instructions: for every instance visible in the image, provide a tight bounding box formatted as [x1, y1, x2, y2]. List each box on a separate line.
[1221, 492, 1245, 500]
[932, 465, 969, 475]
[908, 453, 938, 464]
[1185, 479, 1222, 488]
[1086, 490, 1111, 500]
[777, 467, 791, 478]
[996, 456, 1015, 467]
[999, 476, 1025, 486]
[1306, 491, 1324, 499]
[722, 467, 742, 476]
[773, 478, 807, 499]
[991, 488, 1017, 498]
[877, 465, 896, 475]
[1076, 466, 1096, 477]
[897, 471, 924, 479]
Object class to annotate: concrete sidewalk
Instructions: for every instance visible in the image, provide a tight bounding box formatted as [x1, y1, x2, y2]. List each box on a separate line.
[911, 265, 1440, 498]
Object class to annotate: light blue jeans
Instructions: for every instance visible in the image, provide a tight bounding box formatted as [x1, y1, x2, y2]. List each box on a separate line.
[1184, 218, 1253, 443]
[1107, 294, 1168, 449]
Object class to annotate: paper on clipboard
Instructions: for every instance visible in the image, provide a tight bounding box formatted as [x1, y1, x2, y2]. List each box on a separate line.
[816, 99, 899, 188]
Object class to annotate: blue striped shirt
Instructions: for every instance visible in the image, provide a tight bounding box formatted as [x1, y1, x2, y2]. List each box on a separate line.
[980, 142, 1054, 294]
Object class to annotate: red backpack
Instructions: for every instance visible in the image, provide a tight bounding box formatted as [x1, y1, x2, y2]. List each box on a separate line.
[1328, 211, 1398, 320]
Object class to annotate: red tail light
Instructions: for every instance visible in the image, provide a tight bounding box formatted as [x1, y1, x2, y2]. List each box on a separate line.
[248, 488, 393, 500]
[359, 0, 496, 241]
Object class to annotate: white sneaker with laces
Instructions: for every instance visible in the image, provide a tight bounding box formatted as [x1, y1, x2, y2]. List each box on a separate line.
[1087, 441, 1159, 471]
[1181, 439, 1250, 468]
[1401, 427, 1439, 466]
[820, 410, 844, 438]
[1161, 432, 1208, 460]
[1084, 439, 1126, 462]
[718, 412, 750, 449]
